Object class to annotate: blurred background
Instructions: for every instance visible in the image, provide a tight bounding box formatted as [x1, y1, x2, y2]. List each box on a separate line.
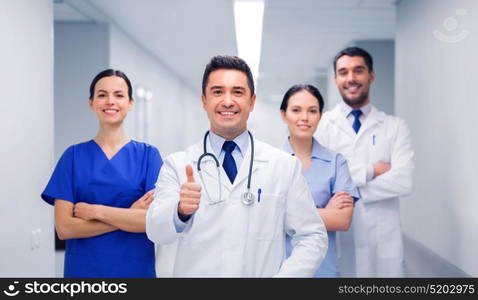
[0, 0, 476, 277]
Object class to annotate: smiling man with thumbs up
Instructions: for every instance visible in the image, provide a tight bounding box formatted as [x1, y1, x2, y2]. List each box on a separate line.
[146, 55, 328, 277]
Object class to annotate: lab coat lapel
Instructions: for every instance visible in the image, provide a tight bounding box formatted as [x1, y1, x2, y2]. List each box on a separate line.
[356, 106, 385, 139]
[232, 137, 262, 188]
[328, 104, 356, 138]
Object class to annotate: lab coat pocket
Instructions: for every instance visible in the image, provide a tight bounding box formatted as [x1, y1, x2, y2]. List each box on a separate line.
[370, 132, 392, 163]
[250, 193, 285, 240]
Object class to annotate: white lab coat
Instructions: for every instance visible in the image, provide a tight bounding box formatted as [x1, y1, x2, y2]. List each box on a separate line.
[316, 104, 414, 277]
[146, 136, 328, 277]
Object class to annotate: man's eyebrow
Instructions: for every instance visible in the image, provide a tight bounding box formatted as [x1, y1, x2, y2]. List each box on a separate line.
[232, 86, 246, 91]
[209, 85, 223, 90]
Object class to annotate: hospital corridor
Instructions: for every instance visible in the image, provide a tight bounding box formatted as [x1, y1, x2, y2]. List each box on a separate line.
[0, 0, 477, 278]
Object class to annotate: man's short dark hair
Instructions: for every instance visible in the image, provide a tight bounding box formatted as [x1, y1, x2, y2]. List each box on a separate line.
[333, 47, 374, 74]
[202, 55, 255, 96]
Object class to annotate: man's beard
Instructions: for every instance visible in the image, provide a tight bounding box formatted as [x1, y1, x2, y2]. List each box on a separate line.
[341, 89, 369, 108]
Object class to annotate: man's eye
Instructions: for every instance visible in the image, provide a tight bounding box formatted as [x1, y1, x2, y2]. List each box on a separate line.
[212, 90, 222, 95]
[98, 94, 106, 98]
[116, 94, 124, 98]
[292, 109, 300, 112]
[234, 91, 244, 96]
[310, 110, 318, 114]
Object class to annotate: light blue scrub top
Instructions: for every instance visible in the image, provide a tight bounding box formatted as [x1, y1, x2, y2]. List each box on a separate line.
[283, 138, 359, 277]
[41, 140, 162, 278]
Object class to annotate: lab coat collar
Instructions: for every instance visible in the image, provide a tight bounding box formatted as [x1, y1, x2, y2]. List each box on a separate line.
[208, 130, 249, 160]
[328, 103, 386, 138]
[233, 138, 266, 189]
[358, 105, 386, 136]
[328, 104, 356, 138]
[339, 101, 372, 119]
[190, 132, 268, 192]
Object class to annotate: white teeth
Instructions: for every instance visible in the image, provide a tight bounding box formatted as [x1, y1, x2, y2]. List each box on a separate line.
[219, 112, 235, 115]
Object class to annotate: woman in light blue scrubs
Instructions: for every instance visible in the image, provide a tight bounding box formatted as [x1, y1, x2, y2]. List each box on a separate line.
[280, 84, 359, 277]
[41, 69, 162, 277]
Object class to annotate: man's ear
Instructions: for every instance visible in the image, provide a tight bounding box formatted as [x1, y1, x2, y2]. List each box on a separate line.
[201, 94, 207, 110]
[249, 94, 256, 112]
[369, 71, 375, 84]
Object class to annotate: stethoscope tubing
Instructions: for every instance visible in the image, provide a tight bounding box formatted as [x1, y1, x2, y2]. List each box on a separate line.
[197, 131, 255, 204]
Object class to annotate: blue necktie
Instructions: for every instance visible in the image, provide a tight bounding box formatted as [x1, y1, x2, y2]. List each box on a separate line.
[351, 109, 362, 134]
[222, 141, 237, 184]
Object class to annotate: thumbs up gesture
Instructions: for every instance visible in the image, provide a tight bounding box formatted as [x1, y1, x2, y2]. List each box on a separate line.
[178, 165, 202, 219]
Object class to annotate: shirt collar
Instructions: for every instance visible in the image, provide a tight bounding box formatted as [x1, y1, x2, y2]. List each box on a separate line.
[339, 101, 372, 119]
[282, 137, 332, 162]
[209, 129, 249, 158]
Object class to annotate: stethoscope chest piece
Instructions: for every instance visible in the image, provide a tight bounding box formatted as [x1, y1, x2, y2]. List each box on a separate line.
[242, 191, 255, 206]
[199, 130, 256, 206]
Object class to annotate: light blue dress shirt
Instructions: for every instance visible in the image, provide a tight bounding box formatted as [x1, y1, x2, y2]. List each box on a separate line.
[208, 129, 249, 168]
[339, 101, 372, 127]
[173, 130, 250, 232]
[283, 137, 360, 277]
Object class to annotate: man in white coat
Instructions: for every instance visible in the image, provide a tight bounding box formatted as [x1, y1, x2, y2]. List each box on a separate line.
[146, 55, 327, 277]
[316, 47, 414, 277]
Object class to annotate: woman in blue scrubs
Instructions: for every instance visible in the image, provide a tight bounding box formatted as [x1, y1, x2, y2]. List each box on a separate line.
[41, 69, 162, 277]
[280, 84, 359, 277]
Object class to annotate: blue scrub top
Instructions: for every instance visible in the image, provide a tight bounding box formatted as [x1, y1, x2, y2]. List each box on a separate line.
[283, 138, 359, 277]
[41, 140, 162, 278]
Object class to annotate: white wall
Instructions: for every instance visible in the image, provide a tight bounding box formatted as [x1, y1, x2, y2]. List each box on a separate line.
[325, 67, 342, 111]
[248, 97, 287, 148]
[54, 22, 110, 159]
[0, 0, 55, 276]
[109, 26, 207, 157]
[396, 0, 477, 276]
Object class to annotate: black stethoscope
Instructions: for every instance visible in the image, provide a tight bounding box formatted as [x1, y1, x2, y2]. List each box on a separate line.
[197, 130, 255, 206]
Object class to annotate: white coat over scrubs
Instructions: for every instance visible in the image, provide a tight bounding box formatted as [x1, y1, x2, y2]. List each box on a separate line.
[316, 104, 414, 277]
[146, 136, 328, 277]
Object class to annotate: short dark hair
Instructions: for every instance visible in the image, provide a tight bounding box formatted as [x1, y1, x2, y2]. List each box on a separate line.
[89, 69, 133, 100]
[333, 47, 373, 74]
[202, 55, 255, 96]
[280, 84, 325, 113]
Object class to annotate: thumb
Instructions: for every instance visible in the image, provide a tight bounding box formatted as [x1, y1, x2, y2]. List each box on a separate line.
[185, 165, 195, 183]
